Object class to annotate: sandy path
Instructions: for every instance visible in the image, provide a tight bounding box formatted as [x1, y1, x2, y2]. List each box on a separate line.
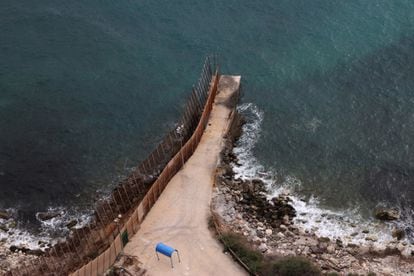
[123, 75, 246, 276]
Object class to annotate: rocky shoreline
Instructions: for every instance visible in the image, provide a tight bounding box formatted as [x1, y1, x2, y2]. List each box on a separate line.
[0, 209, 81, 274]
[212, 112, 414, 275]
[0, 212, 41, 273]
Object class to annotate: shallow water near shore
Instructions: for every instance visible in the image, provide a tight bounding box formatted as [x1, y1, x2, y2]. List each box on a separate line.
[1, 0, 414, 246]
[234, 103, 414, 245]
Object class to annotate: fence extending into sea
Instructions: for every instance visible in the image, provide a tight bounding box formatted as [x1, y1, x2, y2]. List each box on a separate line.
[7, 56, 220, 276]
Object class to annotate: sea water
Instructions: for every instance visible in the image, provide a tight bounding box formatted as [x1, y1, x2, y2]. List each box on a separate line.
[1, 0, 414, 246]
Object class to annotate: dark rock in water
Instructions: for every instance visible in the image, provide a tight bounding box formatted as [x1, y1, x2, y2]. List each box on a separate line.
[9, 245, 43, 256]
[365, 235, 378, 242]
[37, 211, 61, 221]
[0, 210, 11, 220]
[226, 112, 246, 142]
[142, 174, 157, 186]
[336, 239, 343, 247]
[310, 245, 324, 254]
[392, 228, 405, 240]
[66, 219, 78, 229]
[8, 220, 16, 228]
[242, 180, 255, 194]
[374, 207, 400, 221]
[317, 237, 330, 243]
[240, 179, 266, 194]
[0, 224, 8, 232]
[347, 243, 359, 249]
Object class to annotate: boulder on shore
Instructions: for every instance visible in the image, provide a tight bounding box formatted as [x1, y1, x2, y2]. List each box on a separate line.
[0, 211, 11, 220]
[9, 245, 43, 256]
[0, 224, 8, 232]
[374, 208, 400, 221]
[37, 211, 61, 221]
[392, 228, 405, 240]
[66, 219, 77, 229]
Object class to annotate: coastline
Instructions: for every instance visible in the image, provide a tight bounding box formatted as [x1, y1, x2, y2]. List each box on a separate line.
[0, 58, 219, 275]
[211, 110, 414, 275]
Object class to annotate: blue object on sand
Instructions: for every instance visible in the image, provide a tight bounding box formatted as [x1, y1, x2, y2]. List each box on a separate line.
[155, 242, 181, 268]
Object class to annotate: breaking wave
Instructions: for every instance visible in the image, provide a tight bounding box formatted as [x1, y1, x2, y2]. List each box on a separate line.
[232, 102, 410, 246]
[0, 206, 92, 250]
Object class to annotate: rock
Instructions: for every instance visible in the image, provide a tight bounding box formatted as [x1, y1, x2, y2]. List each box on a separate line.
[358, 245, 370, 255]
[362, 229, 369, 234]
[350, 232, 358, 237]
[279, 224, 288, 232]
[276, 232, 285, 239]
[0, 211, 11, 220]
[385, 244, 398, 254]
[317, 237, 330, 243]
[327, 245, 335, 254]
[285, 230, 294, 237]
[381, 267, 394, 275]
[371, 243, 386, 254]
[310, 245, 324, 254]
[318, 242, 328, 251]
[396, 243, 406, 252]
[401, 248, 412, 258]
[302, 246, 310, 255]
[289, 226, 300, 235]
[37, 211, 61, 221]
[8, 221, 17, 228]
[265, 229, 273, 236]
[392, 228, 405, 240]
[347, 243, 359, 249]
[257, 230, 265, 238]
[365, 236, 378, 242]
[9, 245, 43, 256]
[257, 222, 264, 227]
[225, 194, 233, 201]
[0, 224, 9, 232]
[258, 243, 268, 252]
[252, 236, 261, 245]
[335, 239, 343, 247]
[374, 207, 400, 221]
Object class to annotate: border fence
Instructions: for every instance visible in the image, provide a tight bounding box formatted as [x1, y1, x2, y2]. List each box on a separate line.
[7, 56, 220, 276]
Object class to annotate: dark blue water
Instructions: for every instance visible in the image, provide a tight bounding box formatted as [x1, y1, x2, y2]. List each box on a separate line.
[1, 1, 414, 237]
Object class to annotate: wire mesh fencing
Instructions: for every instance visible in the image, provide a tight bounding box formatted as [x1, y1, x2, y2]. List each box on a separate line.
[7, 56, 219, 276]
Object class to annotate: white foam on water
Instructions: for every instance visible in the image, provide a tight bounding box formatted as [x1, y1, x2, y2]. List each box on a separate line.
[232, 102, 408, 246]
[0, 206, 93, 250]
[289, 196, 396, 246]
[176, 123, 185, 135]
[233, 103, 270, 182]
[36, 206, 93, 232]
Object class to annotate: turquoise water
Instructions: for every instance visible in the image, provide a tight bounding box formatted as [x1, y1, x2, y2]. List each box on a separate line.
[1, 1, 414, 237]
